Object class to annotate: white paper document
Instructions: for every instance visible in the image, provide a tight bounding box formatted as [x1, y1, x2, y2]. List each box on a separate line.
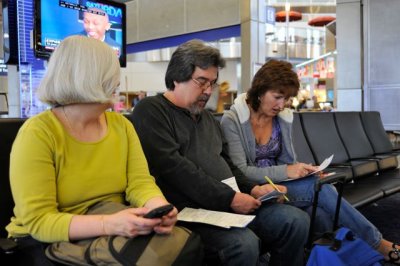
[282, 154, 335, 182]
[221, 176, 240, 192]
[178, 208, 255, 228]
[309, 154, 334, 175]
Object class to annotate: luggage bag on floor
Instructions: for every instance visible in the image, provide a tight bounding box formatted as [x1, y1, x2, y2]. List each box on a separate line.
[305, 175, 384, 266]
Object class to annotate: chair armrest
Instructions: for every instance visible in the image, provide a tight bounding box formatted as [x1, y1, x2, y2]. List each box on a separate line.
[329, 164, 351, 168]
[315, 173, 346, 190]
[354, 157, 380, 162]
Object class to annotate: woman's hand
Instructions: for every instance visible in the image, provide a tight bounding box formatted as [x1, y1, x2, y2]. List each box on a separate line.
[251, 184, 287, 203]
[143, 197, 177, 235]
[103, 198, 177, 237]
[287, 163, 319, 179]
[103, 208, 163, 238]
[250, 184, 277, 198]
[152, 206, 178, 235]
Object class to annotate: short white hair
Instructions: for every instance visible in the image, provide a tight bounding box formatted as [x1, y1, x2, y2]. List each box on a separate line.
[37, 35, 120, 106]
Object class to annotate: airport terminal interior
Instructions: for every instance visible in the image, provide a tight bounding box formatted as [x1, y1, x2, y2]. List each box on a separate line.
[0, 0, 400, 265]
[0, 0, 399, 128]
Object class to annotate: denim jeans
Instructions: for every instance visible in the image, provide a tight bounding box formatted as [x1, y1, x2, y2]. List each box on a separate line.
[182, 203, 309, 266]
[283, 175, 382, 249]
[249, 203, 310, 266]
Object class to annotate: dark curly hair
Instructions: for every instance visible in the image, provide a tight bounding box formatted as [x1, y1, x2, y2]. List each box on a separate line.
[247, 59, 299, 111]
[165, 39, 226, 90]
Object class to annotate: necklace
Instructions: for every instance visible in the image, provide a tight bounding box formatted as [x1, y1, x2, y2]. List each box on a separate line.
[62, 106, 74, 134]
[252, 116, 269, 128]
[62, 106, 105, 140]
[249, 106, 267, 128]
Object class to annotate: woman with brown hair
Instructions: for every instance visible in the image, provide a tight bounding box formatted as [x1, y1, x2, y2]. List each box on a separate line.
[221, 59, 399, 264]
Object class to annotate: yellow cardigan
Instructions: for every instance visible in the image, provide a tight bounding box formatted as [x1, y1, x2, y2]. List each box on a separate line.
[6, 110, 163, 243]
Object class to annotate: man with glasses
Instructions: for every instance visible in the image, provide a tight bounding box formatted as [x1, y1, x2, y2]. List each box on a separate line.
[129, 39, 309, 266]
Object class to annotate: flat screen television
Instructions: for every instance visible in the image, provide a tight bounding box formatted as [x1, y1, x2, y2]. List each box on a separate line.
[34, 0, 126, 67]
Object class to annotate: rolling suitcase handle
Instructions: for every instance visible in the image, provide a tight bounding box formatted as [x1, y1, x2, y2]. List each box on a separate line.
[306, 173, 347, 251]
[304, 174, 384, 266]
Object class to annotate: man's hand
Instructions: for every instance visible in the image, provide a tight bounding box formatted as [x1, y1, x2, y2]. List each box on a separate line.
[230, 192, 261, 214]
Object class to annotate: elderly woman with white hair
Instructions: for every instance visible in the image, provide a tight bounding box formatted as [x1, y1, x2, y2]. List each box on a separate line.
[6, 35, 202, 265]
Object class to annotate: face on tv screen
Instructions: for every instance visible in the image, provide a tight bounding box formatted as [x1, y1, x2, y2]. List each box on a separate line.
[35, 0, 126, 66]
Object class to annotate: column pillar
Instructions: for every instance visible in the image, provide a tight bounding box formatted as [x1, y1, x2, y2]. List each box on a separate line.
[7, 65, 20, 117]
[336, 0, 362, 111]
[240, 0, 266, 93]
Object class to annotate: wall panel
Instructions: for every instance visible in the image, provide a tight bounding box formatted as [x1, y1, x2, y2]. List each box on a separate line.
[126, 0, 240, 44]
[186, 0, 240, 32]
[363, 0, 400, 130]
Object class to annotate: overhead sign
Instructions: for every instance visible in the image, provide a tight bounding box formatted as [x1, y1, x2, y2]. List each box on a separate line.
[266, 6, 276, 25]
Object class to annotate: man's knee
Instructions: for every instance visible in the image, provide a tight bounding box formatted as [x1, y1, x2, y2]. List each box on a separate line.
[232, 230, 260, 255]
[263, 205, 309, 239]
[217, 229, 260, 265]
[283, 206, 310, 240]
[287, 206, 310, 225]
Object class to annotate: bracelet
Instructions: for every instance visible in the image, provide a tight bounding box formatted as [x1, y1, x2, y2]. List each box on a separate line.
[101, 215, 107, 235]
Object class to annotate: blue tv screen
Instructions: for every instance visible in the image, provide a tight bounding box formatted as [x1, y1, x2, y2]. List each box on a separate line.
[34, 0, 126, 67]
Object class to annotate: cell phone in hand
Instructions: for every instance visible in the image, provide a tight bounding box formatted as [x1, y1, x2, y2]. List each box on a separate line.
[143, 204, 174, 219]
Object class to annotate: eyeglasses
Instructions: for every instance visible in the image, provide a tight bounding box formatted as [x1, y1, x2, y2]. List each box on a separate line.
[191, 78, 220, 92]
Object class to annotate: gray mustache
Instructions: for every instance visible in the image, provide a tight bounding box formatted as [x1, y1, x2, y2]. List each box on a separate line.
[198, 95, 209, 101]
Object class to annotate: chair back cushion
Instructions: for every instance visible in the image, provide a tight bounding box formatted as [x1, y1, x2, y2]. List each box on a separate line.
[0, 118, 26, 238]
[360, 111, 393, 154]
